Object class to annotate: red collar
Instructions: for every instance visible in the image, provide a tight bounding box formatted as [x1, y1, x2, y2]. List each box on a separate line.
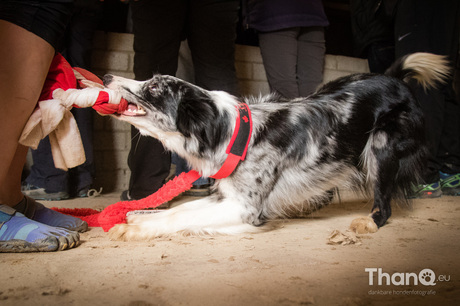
[210, 103, 252, 179]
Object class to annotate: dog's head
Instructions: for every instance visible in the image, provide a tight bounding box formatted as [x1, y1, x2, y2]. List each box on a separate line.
[103, 74, 235, 155]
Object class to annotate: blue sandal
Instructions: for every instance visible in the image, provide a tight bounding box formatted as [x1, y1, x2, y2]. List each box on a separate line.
[0, 205, 80, 252]
[14, 196, 88, 232]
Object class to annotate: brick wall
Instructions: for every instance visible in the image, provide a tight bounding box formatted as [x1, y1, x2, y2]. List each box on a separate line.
[90, 31, 369, 192]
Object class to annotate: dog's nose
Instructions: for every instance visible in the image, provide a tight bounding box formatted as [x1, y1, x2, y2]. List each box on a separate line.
[102, 74, 113, 86]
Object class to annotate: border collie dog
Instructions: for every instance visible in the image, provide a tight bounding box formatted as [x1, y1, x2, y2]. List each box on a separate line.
[104, 53, 449, 240]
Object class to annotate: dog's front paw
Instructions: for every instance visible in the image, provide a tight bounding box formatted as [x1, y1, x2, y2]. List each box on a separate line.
[109, 223, 142, 241]
[349, 216, 378, 234]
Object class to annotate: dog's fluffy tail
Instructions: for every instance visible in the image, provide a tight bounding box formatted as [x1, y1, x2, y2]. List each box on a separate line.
[385, 52, 451, 89]
[380, 52, 449, 202]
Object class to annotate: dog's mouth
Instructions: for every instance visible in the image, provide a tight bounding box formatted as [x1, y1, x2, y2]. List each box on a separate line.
[121, 102, 147, 116]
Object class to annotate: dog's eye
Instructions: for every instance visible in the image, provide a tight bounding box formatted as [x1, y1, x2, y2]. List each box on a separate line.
[149, 84, 159, 92]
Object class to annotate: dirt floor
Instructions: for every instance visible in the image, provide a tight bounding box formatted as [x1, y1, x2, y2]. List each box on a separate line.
[1, 190, 459, 306]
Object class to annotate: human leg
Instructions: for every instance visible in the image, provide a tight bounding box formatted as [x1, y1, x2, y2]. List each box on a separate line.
[130, 0, 186, 78]
[69, 108, 95, 197]
[62, 1, 102, 197]
[127, 127, 172, 200]
[171, 153, 212, 196]
[366, 40, 395, 74]
[297, 27, 326, 96]
[0, 20, 55, 206]
[395, 0, 460, 194]
[187, 0, 240, 95]
[258, 28, 300, 99]
[122, 0, 186, 200]
[0, 0, 87, 252]
[178, 0, 240, 190]
[438, 86, 460, 195]
[24, 1, 101, 200]
[0, 22, 87, 229]
[435, 2, 460, 195]
[62, 0, 103, 70]
[23, 136, 70, 200]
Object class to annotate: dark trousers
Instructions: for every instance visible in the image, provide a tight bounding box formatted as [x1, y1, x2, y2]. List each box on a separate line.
[26, 108, 94, 193]
[258, 26, 326, 98]
[127, 126, 171, 199]
[25, 0, 101, 193]
[130, 0, 240, 94]
[127, 0, 240, 198]
[367, 40, 395, 74]
[394, 0, 460, 182]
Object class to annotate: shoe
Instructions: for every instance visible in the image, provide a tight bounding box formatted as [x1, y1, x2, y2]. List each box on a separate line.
[183, 184, 212, 197]
[120, 190, 170, 209]
[408, 181, 442, 199]
[76, 187, 90, 198]
[120, 190, 132, 201]
[0, 205, 81, 253]
[22, 184, 70, 201]
[440, 172, 460, 196]
[75, 187, 102, 198]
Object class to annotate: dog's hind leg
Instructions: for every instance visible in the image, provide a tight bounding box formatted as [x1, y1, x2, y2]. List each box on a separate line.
[369, 155, 398, 228]
[351, 132, 399, 233]
[350, 160, 396, 234]
[109, 196, 260, 241]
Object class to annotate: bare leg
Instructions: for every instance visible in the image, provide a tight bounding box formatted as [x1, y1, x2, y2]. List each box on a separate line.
[0, 21, 84, 252]
[0, 20, 54, 206]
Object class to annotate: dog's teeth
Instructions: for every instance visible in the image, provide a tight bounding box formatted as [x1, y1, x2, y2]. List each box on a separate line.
[127, 108, 141, 113]
[123, 104, 146, 116]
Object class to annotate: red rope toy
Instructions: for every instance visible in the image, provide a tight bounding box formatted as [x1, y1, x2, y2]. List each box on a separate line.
[53, 170, 201, 232]
[41, 53, 128, 115]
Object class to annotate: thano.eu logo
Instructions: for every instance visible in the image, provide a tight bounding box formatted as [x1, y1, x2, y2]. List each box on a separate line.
[365, 268, 450, 286]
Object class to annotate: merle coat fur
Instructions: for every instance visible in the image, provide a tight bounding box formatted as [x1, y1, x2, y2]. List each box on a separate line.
[103, 52, 449, 240]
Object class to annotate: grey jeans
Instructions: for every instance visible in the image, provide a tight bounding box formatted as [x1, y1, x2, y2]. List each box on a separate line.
[258, 26, 326, 99]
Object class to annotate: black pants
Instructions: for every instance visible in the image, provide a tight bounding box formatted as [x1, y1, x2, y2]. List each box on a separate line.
[394, 0, 460, 182]
[25, 0, 102, 193]
[127, 0, 240, 198]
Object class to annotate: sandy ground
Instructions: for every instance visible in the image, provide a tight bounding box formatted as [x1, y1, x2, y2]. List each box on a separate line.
[1, 191, 459, 306]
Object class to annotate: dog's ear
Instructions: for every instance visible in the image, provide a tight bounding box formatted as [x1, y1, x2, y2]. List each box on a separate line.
[176, 90, 227, 151]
